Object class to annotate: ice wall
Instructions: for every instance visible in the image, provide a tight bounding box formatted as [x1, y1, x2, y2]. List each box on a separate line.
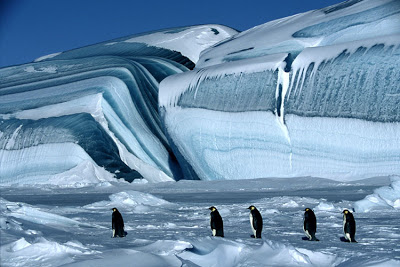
[0, 25, 238, 184]
[160, 0, 400, 181]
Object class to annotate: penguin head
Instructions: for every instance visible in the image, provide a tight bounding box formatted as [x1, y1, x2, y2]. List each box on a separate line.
[112, 207, 118, 212]
[343, 209, 350, 214]
[209, 206, 217, 212]
[305, 208, 310, 212]
[247, 205, 256, 211]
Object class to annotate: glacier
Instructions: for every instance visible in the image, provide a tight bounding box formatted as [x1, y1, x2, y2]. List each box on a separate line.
[0, 25, 237, 184]
[0, 0, 399, 184]
[160, 0, 400, 181]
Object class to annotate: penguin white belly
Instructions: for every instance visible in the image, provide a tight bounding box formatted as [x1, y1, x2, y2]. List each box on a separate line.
[250, 213, 256, 237]
[345, 232, 351, 241]
[210, 216, 216, 236]
[343, 216, 350, 241]
[304, 229, 312, 240]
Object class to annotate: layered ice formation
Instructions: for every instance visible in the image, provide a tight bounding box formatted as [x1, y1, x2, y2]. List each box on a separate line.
[0, 25, 237, 184]
[1, 0, 399, 184]
[160, 0, 400, 180]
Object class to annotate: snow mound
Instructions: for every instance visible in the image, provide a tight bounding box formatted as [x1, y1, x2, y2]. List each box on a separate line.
[85, 191, 171, 210]
[178, 238, 341, 267]
[135, 240, 192, 256]
[354, 176, 400, 212]
[1, 198, 85, 229]
[44, 161, 116, 187]
[0, 161, 116, 188]
[63, 248, 181, 267]
[314, 202, 338, 212]
[0, 238, 94, 267]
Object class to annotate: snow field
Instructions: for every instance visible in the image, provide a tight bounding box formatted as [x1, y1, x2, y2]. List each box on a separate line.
[1, 177, 399, 266]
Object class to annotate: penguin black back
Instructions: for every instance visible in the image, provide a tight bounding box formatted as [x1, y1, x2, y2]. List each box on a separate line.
[343, 209, 357, 242]
[303, 208, 319, 241]
[209, 206, 224, 237]
[248, 205, 263, 238]
[112, 207, 125, 238]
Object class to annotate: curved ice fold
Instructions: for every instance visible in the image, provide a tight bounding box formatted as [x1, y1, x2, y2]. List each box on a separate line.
[0, 25, 238, 184]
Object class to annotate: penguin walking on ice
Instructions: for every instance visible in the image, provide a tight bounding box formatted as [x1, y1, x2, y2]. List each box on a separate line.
[209, 206, 224, 237]
[303, 208, 319, 241]
[343, 209, 357, 243]
[112, 207, 125, 238]
[248, 205, 263, 238]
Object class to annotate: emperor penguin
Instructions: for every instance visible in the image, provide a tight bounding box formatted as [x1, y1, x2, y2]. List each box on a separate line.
[343, 209, 357, 242]
[112, 207, 125, 238]
[248, 205, 263, 238]
[209, 206, 224, 237]
[303, 208, 319, 241]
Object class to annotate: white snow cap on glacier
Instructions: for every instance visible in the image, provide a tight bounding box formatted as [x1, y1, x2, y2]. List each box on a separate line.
[112, 24, 238, 64]
[197, 0, 400, 67]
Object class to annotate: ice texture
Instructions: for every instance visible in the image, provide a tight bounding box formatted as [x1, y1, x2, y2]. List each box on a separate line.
[160, 0, 400, 181]
[0, 25, 238, 184]
[1, 0, 399, 184]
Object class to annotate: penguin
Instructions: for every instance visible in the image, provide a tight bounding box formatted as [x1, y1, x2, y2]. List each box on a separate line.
[209, 206, 224, 237]
[303, 208, 319, 241]
[343, 209, 357, 243]
[112, 207, 125, 238]
[248, 205, 263, 238]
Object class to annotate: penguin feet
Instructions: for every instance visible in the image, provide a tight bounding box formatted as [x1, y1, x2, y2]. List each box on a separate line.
[250, 234, 255, 238]
[302, 236, 319, 241]
[340, 237, 357, 243]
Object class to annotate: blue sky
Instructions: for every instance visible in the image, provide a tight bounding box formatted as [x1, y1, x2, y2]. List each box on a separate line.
[0, 0, 343, 68]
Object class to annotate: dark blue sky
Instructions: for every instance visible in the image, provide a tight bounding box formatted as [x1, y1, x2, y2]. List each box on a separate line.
[0, 0, 344, 68]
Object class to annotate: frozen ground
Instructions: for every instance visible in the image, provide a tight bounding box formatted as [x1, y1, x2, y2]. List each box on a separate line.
[1, 176, 400, 266]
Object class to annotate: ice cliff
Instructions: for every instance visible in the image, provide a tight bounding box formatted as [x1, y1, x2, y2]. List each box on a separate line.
[0, 25, 237, 184]
[159, 0, 400, 181]
[1, 0, 399, 184]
